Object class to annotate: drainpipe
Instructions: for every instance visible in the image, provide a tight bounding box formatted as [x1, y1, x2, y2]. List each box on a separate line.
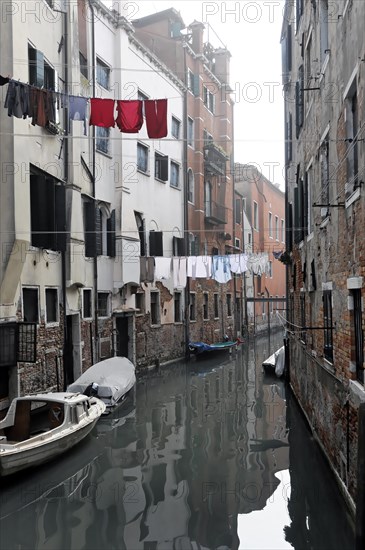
[231, 101, 237, 338]
[242, 209, 248, 332]
[88, 0, 99, 363]
[53, 3, 69, 389]
[183, 43, 190, 359]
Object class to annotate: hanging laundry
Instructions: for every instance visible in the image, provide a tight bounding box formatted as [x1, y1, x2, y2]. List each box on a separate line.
[144, 99, 167, 138]
[195, 256, 212, 278]
[4, 81, 30, 119]
[0, 75, 10, 86]
[173, 257, 187, 289]
[187, 256, 197, 279]
[28, 88, 55, 127]
[89, 98, 115, 128]
[140, 257, 155, 283]
[247, 253, 269, 276]
[228, 253, 248, 274]
[116, 100, 143, 133]
[272, 250, 284, 260]
[69, 95, 88, 135]
[154, 257, 172, 280]
[211, 256, 232, 284]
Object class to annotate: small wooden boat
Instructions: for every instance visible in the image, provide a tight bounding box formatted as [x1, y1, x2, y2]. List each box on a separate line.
[189, 339, 240, 355]
[67, 356, 136, 411]
[0, 392, 105, 477]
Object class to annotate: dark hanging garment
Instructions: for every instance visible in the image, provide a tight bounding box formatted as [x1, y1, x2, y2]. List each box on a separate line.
[115, 100, 143, 133]
[144, 99, 168, 138]
[89, 98, 115, 128]
[0, 75, 9, 86]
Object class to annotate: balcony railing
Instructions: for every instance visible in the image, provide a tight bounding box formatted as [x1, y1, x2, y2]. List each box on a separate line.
[204, 142, 228, 176]
[204, 200, 227, 225]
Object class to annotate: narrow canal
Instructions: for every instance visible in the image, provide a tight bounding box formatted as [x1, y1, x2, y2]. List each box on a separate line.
[0, 333, 355, 549]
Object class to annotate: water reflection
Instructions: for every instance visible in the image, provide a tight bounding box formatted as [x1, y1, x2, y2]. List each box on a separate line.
[0, 333, 355, 549]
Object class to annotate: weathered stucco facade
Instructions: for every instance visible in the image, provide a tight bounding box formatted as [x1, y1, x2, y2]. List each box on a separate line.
[282, 0, 365, 510]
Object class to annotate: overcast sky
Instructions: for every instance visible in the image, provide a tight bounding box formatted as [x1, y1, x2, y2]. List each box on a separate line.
[103, 1, 285, 189]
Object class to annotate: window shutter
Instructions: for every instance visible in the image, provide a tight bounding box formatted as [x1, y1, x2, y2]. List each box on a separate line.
[107, 209, 116, 257]
[95, 208, 102, 256]
[193, 74, 200, 97]
[298, 179, 304, 242]
[29, 49, 44, 87]
[55, 185, 67, 252]
[149, 231, 163, 256]
[173, 236, 186, 256]
[83, 201, 96, 257]
[30, 174, 55, 250]
[294, 187, 300, 244]
[287, 203, 293, 252]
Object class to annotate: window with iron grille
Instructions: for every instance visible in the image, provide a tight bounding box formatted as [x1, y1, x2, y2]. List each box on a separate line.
[23, 288, 39, 323]
[137, 142, 149, 173]
[203, 293, 209, 320]
[227, 294, 232, 317]
[96, 57, 110, 89]
[83, 289, 92, 319]
[189, 293, 196, 321]
[96, 127, 110, 155]
[171, 116, 181, 139]
[45, 288, 58, 324]
[300, 293, 306, 343]
[98, 292, 109, 318]
[214, 293, 219, 318]
[323, 290, 333, 362]
[170, 161, 180, 188]
[150, 291, 160, 325]
[174, 292, 182, 323]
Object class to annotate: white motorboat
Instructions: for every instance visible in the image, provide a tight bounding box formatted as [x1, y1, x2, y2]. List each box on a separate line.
[262, 346, 285, 377]
[0, 392, 106, 477]
[67, 356, 136, 410]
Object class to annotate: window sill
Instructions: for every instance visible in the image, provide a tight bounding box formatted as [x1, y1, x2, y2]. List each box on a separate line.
[45, 322, 60, 328]
[137, 169, 150, 177]
[155, 177, 167, 184]
[82, 316, 93, 321]
[319, 53, 330, 83]
[170, 184, 181, 190]
[345, 187, 361, 208]
[96, 149, 112, 159]
[320, 216, 330, 229]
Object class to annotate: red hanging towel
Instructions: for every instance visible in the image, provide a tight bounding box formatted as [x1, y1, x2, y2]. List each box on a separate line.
[89, 98, 115, 128]
[115, 100, 143, 133]
[144, 99, 168, 139]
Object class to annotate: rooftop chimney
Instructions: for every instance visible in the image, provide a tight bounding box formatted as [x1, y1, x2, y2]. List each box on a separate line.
[189, 20, 205, 55]
[213, 48, 231, 86]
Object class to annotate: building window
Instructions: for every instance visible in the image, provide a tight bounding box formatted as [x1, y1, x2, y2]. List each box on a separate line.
[30, 171, 66, 252]
[150, 291, 160, 325]
[187, 169, 194, 203]
[345, 83, 359, 197]
[253, 201, 259, 230]
[296, 65, 304, 137]
[79, 51, 88, 79]
[45, 288, 58, 324]
[203, 85, 215, 113]
[23, 288, 39, 323]
[96, 127, 110, 155]
[319, 0, 329, 66]
[135, 292, 145, 314]
[235, 198, 241, 225]
[227, 294, 232, 317]
[135, 211, 146, 257]
[203, 293, 209, 320]
[305, 166, 313, 234]
[137, 142, 149, 173]
[188, 69, 194, 92]
[96, 57, 110, 89]
[155, 152, 168, 181]
[300, 293, 306, 343]
[188, 117, 194, 147]
[174, 292, 182, 322]
[171, 116, 180, 139]
[170, 161, 180, 188]
[275, 216, 279, 240]
[83, 289, 92, 319]
[320, 134, 329, 212]
[189, 293, 196, 321]
[98, 292, 109, 318]
[214, 293, 219, 318]
[268, 261, 273, 278]
[353, 289, 364, 383]
[323, 290, 333, 362]
[268, 212, 273, 237]
[281, 219, 285, 242]
[29, 44, 55, 89]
